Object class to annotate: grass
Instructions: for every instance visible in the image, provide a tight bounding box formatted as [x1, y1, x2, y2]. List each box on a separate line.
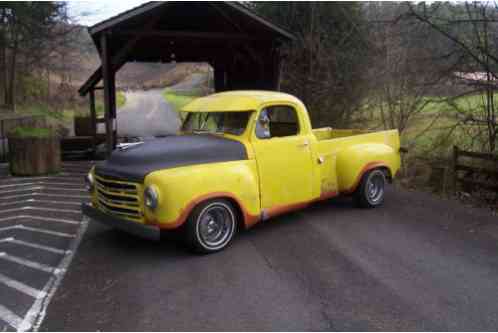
[162, 88, 203, 122]
[16, 91, 127, 122]
[355, 93, 498, 194]
[360, 93, 498, 159]
[9, 126, 53, 138]
[93, 91, 126, 118]
[162, 88, 201, 112]
[10, 91, 128, 139]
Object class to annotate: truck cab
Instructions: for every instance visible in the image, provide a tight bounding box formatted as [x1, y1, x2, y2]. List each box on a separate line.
[83, 91, 401, 253]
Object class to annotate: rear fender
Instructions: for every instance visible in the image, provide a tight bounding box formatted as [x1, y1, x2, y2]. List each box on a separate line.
[335, 143, 400, 193]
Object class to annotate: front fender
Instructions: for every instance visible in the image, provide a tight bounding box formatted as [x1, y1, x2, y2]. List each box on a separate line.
[143, 160, 260, 229]
[336, 143, 400, 192]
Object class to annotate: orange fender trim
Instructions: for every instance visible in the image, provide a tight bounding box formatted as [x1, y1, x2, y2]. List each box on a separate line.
[341, 161, 389, 194]
[154, 192, 260, 230]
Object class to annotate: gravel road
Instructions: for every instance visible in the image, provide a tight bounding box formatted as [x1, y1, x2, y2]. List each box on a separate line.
[39, 185, 498, 331]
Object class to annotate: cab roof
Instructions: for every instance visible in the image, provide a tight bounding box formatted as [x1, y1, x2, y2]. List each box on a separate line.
[181, 90, 303, 112]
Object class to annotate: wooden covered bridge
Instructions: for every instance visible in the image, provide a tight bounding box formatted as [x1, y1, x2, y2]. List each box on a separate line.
[78, 1, 294, 156]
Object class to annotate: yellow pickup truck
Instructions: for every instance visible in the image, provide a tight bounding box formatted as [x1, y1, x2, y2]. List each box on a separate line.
[82, 91, 401, 253]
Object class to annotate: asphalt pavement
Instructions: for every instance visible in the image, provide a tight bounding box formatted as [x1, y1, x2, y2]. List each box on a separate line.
[0, 162, 91, 332]
[37, 181, 498, 331]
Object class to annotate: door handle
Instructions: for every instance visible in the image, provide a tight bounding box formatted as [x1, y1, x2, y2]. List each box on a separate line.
[298, 140, 309, 148]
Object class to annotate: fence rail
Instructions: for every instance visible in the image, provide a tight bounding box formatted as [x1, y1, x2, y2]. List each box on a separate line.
[453, 146, 498, 194]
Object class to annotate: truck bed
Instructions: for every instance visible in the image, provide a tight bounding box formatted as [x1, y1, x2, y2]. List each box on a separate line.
[312, 127, 399, 151]
[311, 127, 401, 195]
[312, 127, 371, 141]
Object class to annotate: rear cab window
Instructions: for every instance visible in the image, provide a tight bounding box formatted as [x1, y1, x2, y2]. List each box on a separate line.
[255, 105, 300, 139]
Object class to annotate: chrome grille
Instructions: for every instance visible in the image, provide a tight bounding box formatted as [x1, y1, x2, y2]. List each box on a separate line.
[94, 173, 143, 222]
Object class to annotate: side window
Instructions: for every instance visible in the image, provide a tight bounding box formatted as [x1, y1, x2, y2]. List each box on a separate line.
[255, 105, 300, 139]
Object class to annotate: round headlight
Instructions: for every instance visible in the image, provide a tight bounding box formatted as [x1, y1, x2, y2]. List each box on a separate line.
[85, 173, 94, 192]
[144, 186, 159, 210]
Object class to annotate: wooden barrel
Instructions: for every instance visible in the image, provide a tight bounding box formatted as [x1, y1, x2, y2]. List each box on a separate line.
[8, 137, 61, 176]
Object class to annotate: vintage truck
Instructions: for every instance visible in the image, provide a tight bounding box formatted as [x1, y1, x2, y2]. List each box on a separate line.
[82, 91, 401, 253]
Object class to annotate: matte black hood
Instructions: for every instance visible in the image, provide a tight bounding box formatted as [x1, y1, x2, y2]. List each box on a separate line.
[95, 135, 247, 182]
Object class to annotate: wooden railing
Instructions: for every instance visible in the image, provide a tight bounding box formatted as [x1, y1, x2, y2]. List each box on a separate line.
[453, 146, 498, 194]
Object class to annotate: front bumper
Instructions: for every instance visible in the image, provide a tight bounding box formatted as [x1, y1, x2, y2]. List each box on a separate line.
[82, 203, 160, 241]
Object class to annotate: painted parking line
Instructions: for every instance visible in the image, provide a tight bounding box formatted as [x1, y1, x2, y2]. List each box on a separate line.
[0, 186, 87, 195]
[0, 177, 84, 185]
[24, 199, 83, 206]
[0, 225, 75, 238]
[0, 193, 89, 201]
[0, 187, 43, 195]
[59, 172, 88, 177]
[18, 217, 89, 332]
[1, 206, 81, 214]
[0, 253, 59, 274]
[0, 162, 90, 332]
[0, 273, 45, 299]
[0, 207, 80, 215]
[0, 238, 68, 255]
[0, 216, 79, 225]
[0, 199, 81, 208]
[0, 304, 22, 331]
[0, 182, 85, 189]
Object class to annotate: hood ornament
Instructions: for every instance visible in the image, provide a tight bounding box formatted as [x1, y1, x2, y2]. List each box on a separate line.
[117, 142, 144, 151]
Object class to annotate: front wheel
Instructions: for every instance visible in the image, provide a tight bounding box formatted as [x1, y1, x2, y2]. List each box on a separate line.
[184, 199, 238, 254]
[353, 169, 386, 208]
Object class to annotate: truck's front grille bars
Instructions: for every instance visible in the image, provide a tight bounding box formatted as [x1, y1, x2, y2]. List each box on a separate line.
[94, 174, 143, 222]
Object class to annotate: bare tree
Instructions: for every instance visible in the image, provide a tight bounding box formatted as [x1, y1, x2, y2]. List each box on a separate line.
[407, 1, 498, 152]
[0, 2, 71, 108]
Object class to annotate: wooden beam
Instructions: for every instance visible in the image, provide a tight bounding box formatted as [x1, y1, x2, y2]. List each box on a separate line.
[79, 67, 102, 96]
[457, 149, 498, 162]
[101, 33, 115, 158]
[210, 3, 244, 32]
[115, 30, 272, 41]
[80, 15, 164, 97]
[89, 89, 97, 154]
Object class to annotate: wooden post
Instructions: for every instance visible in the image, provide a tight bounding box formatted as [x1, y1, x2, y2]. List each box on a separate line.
[453, 146, 459, 194]
[1, 119, 5, 163]
[101, 33, 116, 158]
[214, 63, 226, 92]
[110, 73, 117, 149]
[273, 49, 283, 91]
[89, 89, 97, 155]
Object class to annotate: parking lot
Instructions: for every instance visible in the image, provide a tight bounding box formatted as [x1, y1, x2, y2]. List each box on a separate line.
[39, 176, 498, 331]
[0, 162, 91, 331]
[1, 161, 498, 331]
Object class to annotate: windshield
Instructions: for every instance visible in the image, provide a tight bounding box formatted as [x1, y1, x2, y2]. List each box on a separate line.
[182, 112, 252, 136]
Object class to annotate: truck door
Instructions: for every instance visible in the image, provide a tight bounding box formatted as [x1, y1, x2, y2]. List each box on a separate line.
[251, 105, 314, 212]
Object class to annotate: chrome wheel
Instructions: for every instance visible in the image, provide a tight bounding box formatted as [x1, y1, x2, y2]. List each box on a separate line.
[365, 170, 385, 205]
[195, 202, 235, 250]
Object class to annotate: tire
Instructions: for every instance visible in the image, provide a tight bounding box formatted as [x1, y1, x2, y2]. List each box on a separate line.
[353, 169, 386, 208]
[184, 199, 238, 254]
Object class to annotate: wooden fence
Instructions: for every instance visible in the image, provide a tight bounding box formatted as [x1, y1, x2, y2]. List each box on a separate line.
[453, 146, 498, 194]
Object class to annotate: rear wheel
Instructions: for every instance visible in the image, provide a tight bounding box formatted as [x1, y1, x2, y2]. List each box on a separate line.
[185, 199, 237, 253]
[353, 169, 386, 208]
